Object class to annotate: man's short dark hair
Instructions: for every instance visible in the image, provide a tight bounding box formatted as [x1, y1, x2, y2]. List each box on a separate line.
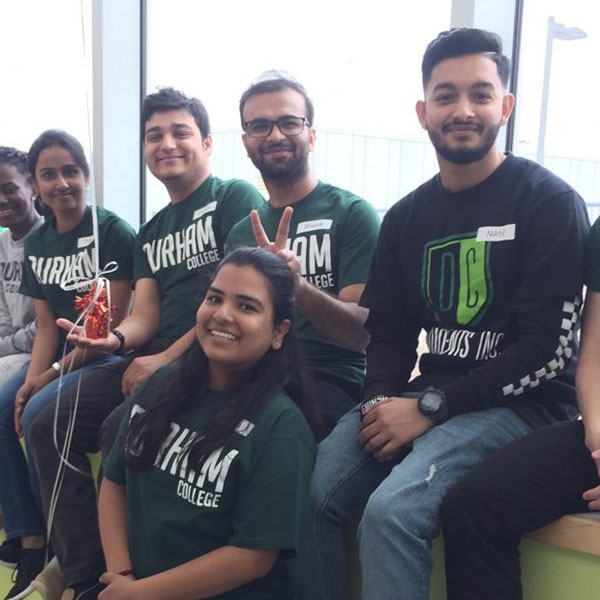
[422, 28, 510, 90]
[141, 87, 211, 139]
[239, 71, 315, 128]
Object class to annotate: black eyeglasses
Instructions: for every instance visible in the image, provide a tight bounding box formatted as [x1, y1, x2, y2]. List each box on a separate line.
[243, 116, 310, 138]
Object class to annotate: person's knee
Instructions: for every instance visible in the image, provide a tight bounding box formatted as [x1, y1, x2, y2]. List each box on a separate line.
[360, 488, 399, 538]
[22, 397, 48, 440]
[305, 452, 360, 531]
[360, 481, 431, 543]
[0, 392, 17, 434]
[442, 476, 496, 540]
[306, 466, 336, 525]
[28, 403, 54, 455]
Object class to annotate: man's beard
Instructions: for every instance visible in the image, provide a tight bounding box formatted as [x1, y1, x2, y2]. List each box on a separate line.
[428, 121, 501, 165]
[249, 142, 310, 182]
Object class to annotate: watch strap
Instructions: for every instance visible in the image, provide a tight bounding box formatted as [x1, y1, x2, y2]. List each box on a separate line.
[111, 328, 125, 353]
[360, 394, 390, 417]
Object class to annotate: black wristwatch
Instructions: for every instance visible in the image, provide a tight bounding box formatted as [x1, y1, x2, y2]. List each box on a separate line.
[417, 387, 449, 425]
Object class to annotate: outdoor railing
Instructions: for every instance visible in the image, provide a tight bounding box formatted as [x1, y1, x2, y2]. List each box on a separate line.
[209, 129, 600, 220]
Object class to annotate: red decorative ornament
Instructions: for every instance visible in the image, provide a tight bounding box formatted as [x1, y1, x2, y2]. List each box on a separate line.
[73, 283, 114, 339]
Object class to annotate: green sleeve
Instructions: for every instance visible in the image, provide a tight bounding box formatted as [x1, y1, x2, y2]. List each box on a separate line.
[103, 410, 129, 485]
[337, 200, 381, 290]
[216, 180, 264, 247]
[19, 238, 45, 300]
[132, 232, 153, 283]
[225, 216, 254, 252]
[99, 217, 136, 282]
[229, 410, 316, 553]
[585, 216, 600, 291]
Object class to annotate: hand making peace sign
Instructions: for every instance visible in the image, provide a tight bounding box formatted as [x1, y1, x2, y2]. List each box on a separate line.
[250, 207, 303, 283]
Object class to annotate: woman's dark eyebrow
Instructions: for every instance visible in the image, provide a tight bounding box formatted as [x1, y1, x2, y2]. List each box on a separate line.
[236, 294, 263, 308]
[207, 286, 263, 307]
[39, 164, 79, 172]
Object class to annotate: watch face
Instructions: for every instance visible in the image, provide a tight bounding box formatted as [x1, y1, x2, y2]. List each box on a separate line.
[421, 391, 443, 412]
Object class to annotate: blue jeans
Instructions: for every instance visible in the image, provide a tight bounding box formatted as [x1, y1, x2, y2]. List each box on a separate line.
[288, 403, 534, 600]
[0, 355, 118, 540]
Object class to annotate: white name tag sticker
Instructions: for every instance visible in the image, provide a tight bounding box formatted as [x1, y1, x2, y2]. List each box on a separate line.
[193, 201, 217, 220]
[77, 235, 94, 248]
[296, 219, 333, 234]
[476, 224, 516, 242]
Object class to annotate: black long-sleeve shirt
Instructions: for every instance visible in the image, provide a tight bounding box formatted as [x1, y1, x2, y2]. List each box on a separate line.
[361, 154, 590, 429]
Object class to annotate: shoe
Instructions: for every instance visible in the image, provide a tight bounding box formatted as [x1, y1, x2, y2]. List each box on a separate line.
[31, 557, 64, 600]
[60, 581, 105, 600]
[5, 547, 45, 599]
[0, 539, 21, 569]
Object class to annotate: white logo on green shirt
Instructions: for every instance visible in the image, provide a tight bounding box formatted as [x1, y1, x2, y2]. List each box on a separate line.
[142, 216, 218, 273]
[288, 233, 334, 289]
[28, 249, 95, 288]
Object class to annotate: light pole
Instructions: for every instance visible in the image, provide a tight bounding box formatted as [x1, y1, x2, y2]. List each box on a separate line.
[536, 17, 586, 165]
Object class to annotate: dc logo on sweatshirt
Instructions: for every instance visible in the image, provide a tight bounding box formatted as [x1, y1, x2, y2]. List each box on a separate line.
[421, 232, 492, 327]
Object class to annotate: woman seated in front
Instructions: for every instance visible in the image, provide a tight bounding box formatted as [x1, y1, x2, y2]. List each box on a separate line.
[99, 247, 321, 600]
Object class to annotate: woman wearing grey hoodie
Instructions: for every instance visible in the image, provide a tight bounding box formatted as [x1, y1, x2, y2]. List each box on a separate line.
[0, 147, 43, 386]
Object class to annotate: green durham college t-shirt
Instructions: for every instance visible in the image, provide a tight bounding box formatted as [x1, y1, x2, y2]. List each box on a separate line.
[104, 369, 316, 600]
[585, 216, 600, 292]
[20, 206, 135, 323]
[133, 176, 263, 339]
[227, 182, 381, 389]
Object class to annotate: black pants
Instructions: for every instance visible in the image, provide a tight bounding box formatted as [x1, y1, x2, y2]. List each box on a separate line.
[441, 419, 597, 600]
[28, 339, 172, 586]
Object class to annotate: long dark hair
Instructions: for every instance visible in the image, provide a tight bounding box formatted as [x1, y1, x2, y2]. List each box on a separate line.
[123, 247, 322, 469]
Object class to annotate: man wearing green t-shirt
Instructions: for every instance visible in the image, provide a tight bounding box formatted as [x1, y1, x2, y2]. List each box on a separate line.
[228, 72, 381, 435]
[28, 88, 264, 598]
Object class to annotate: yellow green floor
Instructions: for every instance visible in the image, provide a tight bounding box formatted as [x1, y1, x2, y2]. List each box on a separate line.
[3, 528, 600, 599]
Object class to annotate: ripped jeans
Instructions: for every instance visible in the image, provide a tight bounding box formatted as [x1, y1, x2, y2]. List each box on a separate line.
[287, 401, 533, 600]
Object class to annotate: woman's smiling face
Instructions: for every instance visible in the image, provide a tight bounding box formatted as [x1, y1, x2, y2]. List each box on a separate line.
[195, 263, 290, 389]
[0, 163, 35, 231]
[34, 145, 88, 216]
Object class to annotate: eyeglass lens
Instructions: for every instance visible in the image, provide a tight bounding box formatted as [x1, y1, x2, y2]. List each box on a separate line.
[246, 117, 306, 137]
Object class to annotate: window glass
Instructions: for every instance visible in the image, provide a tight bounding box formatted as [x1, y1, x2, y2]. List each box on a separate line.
[146, 0, 452, 217]
[0, 0, 92, 159]
[513, 0, 600, 219]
